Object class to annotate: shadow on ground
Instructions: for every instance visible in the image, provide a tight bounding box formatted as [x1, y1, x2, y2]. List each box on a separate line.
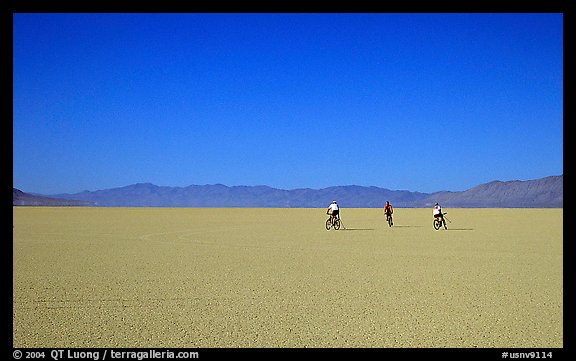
[338, 228, 375, 231]
[391, 225, 424, 228]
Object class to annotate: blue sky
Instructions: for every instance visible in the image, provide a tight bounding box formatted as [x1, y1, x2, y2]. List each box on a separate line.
[12, 13, 563, 195]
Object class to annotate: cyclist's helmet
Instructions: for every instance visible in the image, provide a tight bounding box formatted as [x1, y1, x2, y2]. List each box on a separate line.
[332, 200, 337, 203]
[435, 202, 439, 206]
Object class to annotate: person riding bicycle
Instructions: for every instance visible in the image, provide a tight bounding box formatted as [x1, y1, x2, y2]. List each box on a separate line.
[433, 202, 447, 229]
[326, 200, 339, 223]
[383, 201, 393, 224]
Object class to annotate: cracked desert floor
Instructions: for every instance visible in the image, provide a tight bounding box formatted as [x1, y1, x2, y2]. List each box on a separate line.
[13, 207, 562, 348]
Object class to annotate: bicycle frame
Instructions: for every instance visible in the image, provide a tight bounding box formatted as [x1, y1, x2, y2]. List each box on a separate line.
[326, 213, 341, 230]
[386, 212, 393, 227]
[433, 212, 447, 230]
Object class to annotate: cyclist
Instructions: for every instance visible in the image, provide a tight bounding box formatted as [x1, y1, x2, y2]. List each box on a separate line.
[433, 202, 447, 229]
[383, 201, 393, 225]
[326, 200, 339, 224]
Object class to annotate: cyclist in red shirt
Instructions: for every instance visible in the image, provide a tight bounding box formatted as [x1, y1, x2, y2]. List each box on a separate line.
[383, 201, 393, 225]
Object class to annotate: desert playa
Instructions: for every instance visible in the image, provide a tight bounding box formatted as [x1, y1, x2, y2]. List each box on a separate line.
[13, 207, 562, 348]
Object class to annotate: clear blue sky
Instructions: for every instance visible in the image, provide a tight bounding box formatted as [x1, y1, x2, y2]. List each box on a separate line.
[12, 13, 563, 195]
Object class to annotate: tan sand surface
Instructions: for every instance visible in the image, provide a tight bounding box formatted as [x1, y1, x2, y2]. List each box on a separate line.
[13, 207, 562, 348]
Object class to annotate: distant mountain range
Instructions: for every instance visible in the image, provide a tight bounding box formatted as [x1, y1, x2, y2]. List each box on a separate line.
[13, 174, 563, 208]
[12, 188, 94, 207]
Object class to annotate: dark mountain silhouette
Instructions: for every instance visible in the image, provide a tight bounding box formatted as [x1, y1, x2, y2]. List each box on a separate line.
[414, 175, 563, 208]
[34, 174, 562, 208]
[13, 188, 95, 206]
[46, 183, 427, 208]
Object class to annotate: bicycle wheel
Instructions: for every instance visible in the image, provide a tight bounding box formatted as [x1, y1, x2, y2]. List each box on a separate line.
[433, 218, 441, 230]
[326, 218, 332, 230]
[334, 218, 341, 230]
[387, 215, 393, 227]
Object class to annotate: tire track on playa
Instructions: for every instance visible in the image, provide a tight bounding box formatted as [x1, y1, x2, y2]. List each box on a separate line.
[13, 296, 240, 310]
[136, 227, 346, 253]
[138, 228, 270, 250]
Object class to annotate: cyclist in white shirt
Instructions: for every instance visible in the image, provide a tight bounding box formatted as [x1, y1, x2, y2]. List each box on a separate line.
[433, 202, 447, 229]
[326, 200, 339, 221]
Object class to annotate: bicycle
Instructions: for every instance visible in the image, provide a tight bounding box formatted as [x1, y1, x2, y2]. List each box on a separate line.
[326, 213, 341, 230]
[433, 212, 448, 230]
[385, 212, 393, 227]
